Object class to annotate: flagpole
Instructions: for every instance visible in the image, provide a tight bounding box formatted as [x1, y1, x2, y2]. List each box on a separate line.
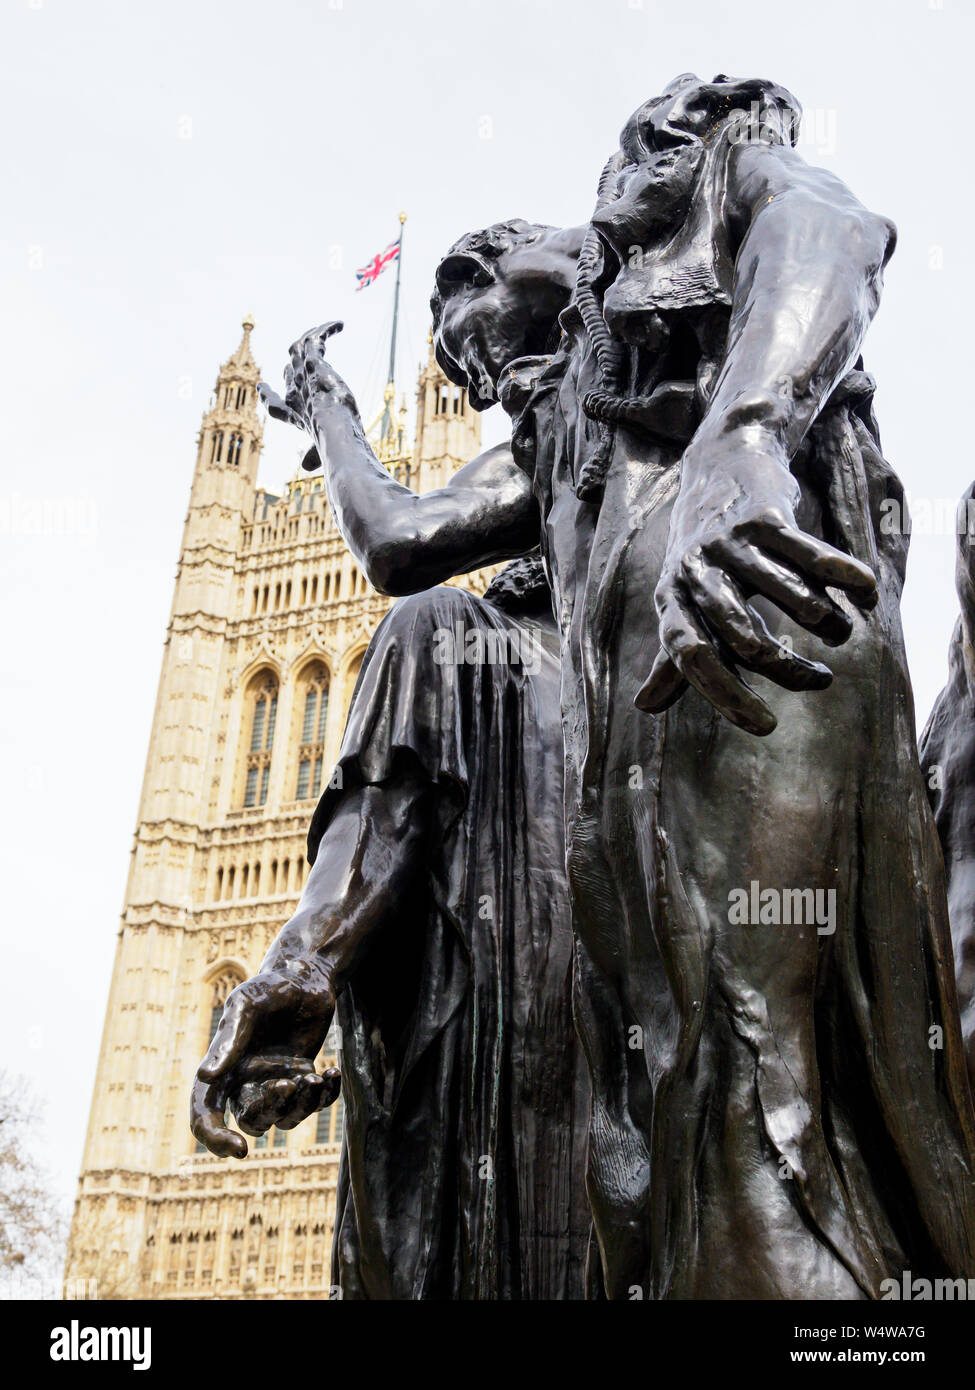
[388, 211, 406, 387]
[381, 212, 407, 443]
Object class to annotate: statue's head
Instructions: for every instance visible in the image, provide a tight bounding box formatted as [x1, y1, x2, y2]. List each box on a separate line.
[585, 74, 802, 347]
[614, 72, 801, 162]
[431, 220, 583, 410]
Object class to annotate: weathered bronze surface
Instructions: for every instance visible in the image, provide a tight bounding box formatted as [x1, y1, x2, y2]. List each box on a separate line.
[193, 74, 975, 1299]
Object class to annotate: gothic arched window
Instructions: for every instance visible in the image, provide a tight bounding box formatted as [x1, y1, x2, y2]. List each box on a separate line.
[294, 662, 330, 801]
[241, 670, 278, 808]
[226, 432, 242, 467]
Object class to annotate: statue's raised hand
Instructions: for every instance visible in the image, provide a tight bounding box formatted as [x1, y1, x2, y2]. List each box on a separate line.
[258, 322, 357, 469]
[636, 435, 878, 736]
[190, 964, 340, 1158]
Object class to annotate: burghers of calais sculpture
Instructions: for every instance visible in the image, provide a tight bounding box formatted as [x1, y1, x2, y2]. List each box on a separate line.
[193, 73, 975, 1299]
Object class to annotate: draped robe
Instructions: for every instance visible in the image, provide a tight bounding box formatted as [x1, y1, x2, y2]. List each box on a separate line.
[307, 584, 591, 1299]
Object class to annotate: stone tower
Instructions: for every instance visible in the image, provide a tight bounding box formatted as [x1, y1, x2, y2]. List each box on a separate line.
[67, 319, 481, 1299]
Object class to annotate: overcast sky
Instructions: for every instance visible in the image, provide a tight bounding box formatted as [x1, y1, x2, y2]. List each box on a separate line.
[3, 0, 974, 1210]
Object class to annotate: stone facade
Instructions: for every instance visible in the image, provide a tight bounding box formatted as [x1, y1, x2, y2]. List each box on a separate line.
[67, 319, 482, 1298]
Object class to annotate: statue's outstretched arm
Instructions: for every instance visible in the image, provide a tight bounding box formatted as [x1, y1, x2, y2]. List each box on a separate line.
[259, 324, 539, 594]
[637, 143, 894, 735]
[191, 774, 430, 1157]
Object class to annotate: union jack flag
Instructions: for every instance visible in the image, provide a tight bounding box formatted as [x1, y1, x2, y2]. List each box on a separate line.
[355, 238, 401, 291]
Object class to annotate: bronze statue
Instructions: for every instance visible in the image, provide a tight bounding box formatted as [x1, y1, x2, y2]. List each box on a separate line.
[192, 234, 592, 1299]
[195, 74, 975, 1300]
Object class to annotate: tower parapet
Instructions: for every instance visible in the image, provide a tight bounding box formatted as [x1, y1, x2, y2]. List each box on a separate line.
[413, 338, 481, 492]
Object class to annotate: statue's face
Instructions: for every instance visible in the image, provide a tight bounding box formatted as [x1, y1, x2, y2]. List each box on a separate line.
[592, 75, 800, 346]
[616, 73, 799, 161]
[434, 230, 581, 408]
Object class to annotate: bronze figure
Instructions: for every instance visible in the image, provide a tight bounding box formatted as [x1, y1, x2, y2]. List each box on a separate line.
[194, 75, 975, 1299]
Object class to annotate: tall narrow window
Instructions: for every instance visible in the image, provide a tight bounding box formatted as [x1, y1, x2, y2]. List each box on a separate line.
[254, 1128, 287, 1150]
[241, 670, 278, 808]
[255, 1129, 287, 1151]
[315, 1094, 344, 1146]
[294, 662, 330, 800]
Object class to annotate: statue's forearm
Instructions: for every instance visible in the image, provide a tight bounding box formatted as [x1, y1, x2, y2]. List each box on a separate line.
[309, 402, 425, 583]
[692, 188, 892, 465]
[310, 403, 538, 594]
[642, 155, 888, 730]
[261, 778, 429, 994]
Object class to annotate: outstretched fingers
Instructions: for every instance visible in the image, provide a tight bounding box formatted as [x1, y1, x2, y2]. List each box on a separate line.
[634, 647, 687, 713]
[682, 561, 833, 692]
[751, 524, 878, 613]
[650, 582, 778, 736]
[288, 321, 344, 369]
[257, 382, 300, 427]
[707, 537, 854, 647]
